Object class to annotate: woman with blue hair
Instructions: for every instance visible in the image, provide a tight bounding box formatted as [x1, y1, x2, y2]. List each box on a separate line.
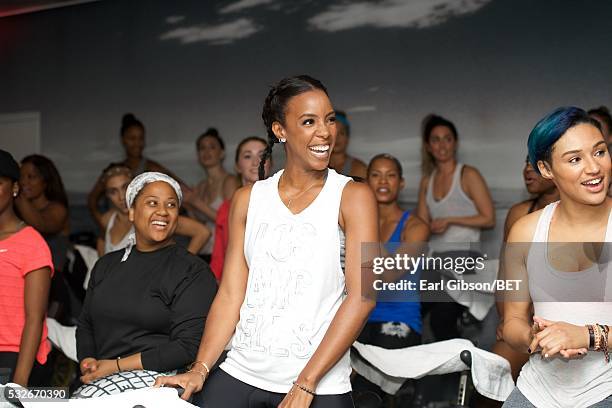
[502, 107, 612, 407]
[328, 111, 368, 179]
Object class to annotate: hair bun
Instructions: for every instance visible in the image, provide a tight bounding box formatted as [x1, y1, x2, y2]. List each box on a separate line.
[122, 113, 138, 126]
[204, 127, 219, 137]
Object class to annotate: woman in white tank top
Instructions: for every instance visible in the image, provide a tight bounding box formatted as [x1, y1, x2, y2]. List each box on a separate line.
[416, 114, 495, 245]
[96, 164, 211, 256]
[415, 114, 495, 341]
[156, 76, 378, 408]
[503, 107, 612, 408]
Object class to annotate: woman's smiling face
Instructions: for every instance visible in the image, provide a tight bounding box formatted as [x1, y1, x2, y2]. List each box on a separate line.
[129, 181, 179, 250]
[274, 89, 337, 171]
[540, 123, 610, 205]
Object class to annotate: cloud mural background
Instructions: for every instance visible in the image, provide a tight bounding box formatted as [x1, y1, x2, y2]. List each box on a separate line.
[0, 0, 610, 204]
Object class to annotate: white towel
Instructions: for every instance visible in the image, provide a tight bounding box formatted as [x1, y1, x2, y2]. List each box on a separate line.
[74, 244, 99, 290]
[46, 318, 77, 362]
[351, 338, 515, 401]
[444, 259, 498, 320]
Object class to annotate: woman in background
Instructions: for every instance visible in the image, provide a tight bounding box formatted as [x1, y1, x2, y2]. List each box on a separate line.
[183, 128, 239, 262]
[209, 136, 271, 280]
[15, 154, 69, 273]
[96, 163, 210, 256]
[588, 106, 612, 198]
[0, 150, 53, 387]
[352, 153, 429, 405]
[88, 113, 186, 229]
[588, 106, 612, 146]
[328, 111, 367, 179]
[416, 114, 495, 341]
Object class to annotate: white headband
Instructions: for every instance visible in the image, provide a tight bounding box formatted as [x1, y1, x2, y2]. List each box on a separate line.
[125, 171, 183, 209]
[121, 171, 182, 262]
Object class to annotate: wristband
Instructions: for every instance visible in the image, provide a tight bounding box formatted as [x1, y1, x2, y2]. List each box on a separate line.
[587, 325, 595, 349]
[116, 356, 122, 372]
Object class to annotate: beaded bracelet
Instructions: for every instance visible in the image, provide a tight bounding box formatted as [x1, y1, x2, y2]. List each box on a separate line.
[598, 324, 610, 363]
[594, 324, 602, 351]
[292, 381, 316, 396]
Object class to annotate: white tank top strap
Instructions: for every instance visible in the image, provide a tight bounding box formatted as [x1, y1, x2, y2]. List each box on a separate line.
[531, 201, 559, 243]
[426, 168, 436, 202]
[104, 212, 119, 253]
[605, 208, 612, 242]
[451, 162, 463, 190]
[104, 212, 117, 243]
[104, 212, 134, 254]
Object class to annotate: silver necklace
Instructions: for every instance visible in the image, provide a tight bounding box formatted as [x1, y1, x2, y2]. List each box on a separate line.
[282, 172, 327, 209]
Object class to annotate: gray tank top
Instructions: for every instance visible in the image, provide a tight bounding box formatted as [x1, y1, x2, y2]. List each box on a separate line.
[517, 201, 612, 407]
[425, 163, 480, 245]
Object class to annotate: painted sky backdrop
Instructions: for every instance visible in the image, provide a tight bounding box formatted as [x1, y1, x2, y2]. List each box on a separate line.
[1, 0, 611, 201]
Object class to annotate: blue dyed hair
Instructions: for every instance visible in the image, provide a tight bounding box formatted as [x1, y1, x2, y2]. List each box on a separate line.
[527, 106, 602, 174]
[335, 110, 350, 136]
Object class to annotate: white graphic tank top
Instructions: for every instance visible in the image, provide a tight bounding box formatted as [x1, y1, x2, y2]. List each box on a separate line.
[220, 168, 352, 394]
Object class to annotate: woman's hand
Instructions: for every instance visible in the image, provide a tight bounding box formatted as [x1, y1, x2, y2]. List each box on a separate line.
[430, 218, 450, 234]
[529, 316, 589, 359]
[79, 358, 98, 375]
[277, 384, 314, 408]
[153, 371, 205, 401]
[80, 359, 117, 384]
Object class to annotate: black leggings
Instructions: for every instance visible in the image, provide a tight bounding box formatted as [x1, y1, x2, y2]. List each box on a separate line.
[0, 351, 48, 386]
[194, 369, 354, 408]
